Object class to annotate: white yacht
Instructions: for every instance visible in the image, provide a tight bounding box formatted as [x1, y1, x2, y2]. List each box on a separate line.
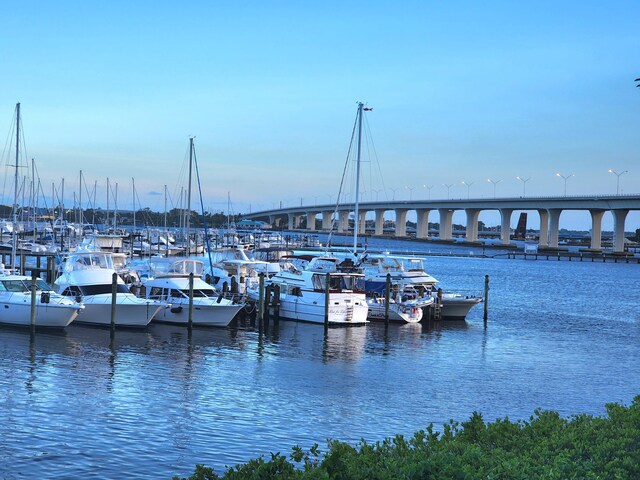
[0, 265, 83, 328]
[247, 255, 369, 326]
[143, 258, 243, 327]
[203, 247, 278, 296]
[359, 253, 482, 320]
[55, 251, 165, 327]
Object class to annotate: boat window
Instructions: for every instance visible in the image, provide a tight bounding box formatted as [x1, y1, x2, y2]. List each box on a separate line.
[78, 284, 131, 295]
[176, 288, 214, 298]
[149, 287, 164, 299]
[61, 286, 82, 297]
[289, 286, 302, 297]
[311, 274, 325, 291]
[36, 279, 53, 291]
[341, 275, 365, 292]
[1, 280, 28, 292]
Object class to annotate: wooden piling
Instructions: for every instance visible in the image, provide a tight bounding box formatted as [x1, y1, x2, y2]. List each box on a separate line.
[483, 274, 489, 323]
[384, 273, 391, 326]
[111, 272, 118, 330]
[188, 272, 194, 329]
[324, 272, 330, 327]
[30, 273, 37, 330]
[257, 273, 265, 325]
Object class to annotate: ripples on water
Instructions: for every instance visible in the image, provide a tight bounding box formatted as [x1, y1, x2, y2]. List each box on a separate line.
[1, 252, 640, 479]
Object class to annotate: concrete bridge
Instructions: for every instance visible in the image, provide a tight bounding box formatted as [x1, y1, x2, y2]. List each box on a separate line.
[242, 195, 640, 253]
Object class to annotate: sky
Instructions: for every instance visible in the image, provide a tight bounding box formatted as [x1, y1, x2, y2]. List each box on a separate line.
[1, 1, 639, 230]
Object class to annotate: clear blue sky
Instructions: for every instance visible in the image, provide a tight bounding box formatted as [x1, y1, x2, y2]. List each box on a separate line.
[1, 1, 639, 230]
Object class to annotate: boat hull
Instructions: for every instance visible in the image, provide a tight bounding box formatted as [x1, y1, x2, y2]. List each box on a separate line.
[151, 300, 243, 327]
[72, 294, 163, 327]
[0, 302, 81, 328]
[269, 295, 369, 326]
[439, 295, 483, 320]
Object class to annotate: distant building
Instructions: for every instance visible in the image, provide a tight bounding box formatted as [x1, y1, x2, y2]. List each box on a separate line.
[237, 219, 272, 230]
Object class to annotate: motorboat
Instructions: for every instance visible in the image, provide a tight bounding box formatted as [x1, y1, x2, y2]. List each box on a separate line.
[0, 264, 83, 328]
[247, 255, 369, 326]
[55, 251, 165, 327]
[143, 258, 243, 327]
[358, 253, 482, 320]
[366, 286, 435, 323]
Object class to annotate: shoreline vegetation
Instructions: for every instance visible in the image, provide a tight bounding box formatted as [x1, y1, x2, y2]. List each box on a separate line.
[174, 396, 640, 480]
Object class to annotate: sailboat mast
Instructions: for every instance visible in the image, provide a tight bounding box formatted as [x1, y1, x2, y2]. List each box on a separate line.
[186, 137, 194, 256]
[11, 103, 20, 272]
[353, 101, 364, 255]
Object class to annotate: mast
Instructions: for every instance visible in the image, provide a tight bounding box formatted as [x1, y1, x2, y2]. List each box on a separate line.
[106, 178, 110, 232]
[186, 137, 194, 256]
[132, 177, 136, 257]
[353, 102, 364, 255]
[79, 170, 83, 226]
[11, 103, 20, 272]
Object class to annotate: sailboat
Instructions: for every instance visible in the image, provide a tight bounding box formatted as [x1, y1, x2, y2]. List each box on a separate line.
[0, 103, 83, 328]
[246, 103, 370, 325]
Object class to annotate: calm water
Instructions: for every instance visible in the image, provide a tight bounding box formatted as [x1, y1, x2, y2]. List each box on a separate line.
[2, 246, 640, 479]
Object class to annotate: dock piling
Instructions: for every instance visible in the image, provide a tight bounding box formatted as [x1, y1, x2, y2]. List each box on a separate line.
[483, 274, 489, 324]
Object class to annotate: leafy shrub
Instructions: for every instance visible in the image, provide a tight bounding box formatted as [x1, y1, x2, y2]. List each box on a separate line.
[175, 395, 640, 480]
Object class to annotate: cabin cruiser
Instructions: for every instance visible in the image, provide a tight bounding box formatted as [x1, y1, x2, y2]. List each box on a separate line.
[55, 251, 165, 327]
[358, 253, 482, 320]
[0, 264, 83, 328]
[143, 258, 243, 327]
[247, 255, 369, 326]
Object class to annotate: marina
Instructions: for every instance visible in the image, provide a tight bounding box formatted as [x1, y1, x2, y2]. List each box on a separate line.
[1, 248, 639, 479]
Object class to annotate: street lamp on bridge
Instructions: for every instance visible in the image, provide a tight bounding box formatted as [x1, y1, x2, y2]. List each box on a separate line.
[556, 172, 574, 196]
[405, 185, 415, 200]
[516, 176, 530, 197]
[487, 178, 501, 199]
[423, 184, 433, 200]
[461, 180, 474, 199]
[608, 169, 628, 195]
[389, 187, 399, 200]
[443, 183, 453, 200]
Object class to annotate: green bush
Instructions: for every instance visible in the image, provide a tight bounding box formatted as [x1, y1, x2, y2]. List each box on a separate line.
[174, 395, 640, 480]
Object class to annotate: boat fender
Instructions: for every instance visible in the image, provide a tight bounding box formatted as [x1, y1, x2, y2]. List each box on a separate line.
[170, 306, 183, 313]
[217, 293, 223, 304]
[40, 292, 50, 304]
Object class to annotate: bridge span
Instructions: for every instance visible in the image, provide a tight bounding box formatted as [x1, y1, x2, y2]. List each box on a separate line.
[242, 195, 640, 252]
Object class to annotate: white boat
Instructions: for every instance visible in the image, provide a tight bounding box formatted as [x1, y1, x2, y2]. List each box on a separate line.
[55, 251, 165, 327]
[359, 253, 482, 320]
[0, 265, 83, 328]
[143, 258, 243, 327]
[247, 255, 369, 325]
[366, 286, 435, 323]
[0, 103, 83, 329]
[203, 247, 278, 295]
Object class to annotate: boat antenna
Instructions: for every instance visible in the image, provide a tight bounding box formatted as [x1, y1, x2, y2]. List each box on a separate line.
[353, 101, 364, 256]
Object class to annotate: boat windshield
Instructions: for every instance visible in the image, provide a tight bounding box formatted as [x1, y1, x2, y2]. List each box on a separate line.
[79, 284, 131, 295]
[401, 258, 425, 272]
[173, 288, 215, 299]
[311, 274, 365, 292]
[0, 278, 53, 292]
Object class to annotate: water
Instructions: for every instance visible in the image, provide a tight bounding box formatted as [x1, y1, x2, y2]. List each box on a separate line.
[1, 249, 640, 479]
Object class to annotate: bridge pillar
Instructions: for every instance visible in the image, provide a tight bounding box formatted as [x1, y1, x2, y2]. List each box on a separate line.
[499, 209, 513, 245]
[306, 211, 319, 231]
[338, 211, 349, 233]
[374, 209, 385, 236]
[538, 210, 549, 247]
[438, 208, 454, 240]
[612, 209, 629, 253]
[268, 215, 276, 227]
[416, 209, 431, 239]
[287, 213, 301, 230]
[394, 209, 408, 237]
[589, 210, 605, 251]
[465, 209, 480, 242]
[548, 209, 562, 248]
[321, 211, 333, 230]
[358, 210, 368, 235]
